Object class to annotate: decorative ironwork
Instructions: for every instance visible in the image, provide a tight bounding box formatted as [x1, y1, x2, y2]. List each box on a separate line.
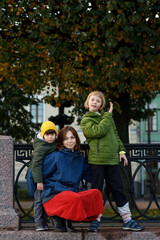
[14, 144, 34, 222]
[14, 143, 160, 223]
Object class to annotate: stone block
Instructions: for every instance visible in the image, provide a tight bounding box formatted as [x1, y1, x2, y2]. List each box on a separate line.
[0, 136, 20, 230]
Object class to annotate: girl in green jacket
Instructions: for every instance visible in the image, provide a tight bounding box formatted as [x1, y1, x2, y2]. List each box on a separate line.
[80, 91, 144, 232]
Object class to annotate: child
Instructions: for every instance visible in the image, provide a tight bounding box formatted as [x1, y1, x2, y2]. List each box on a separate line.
[27, 120, 57, 231]
[41, 126, 104, 232]
[80, 91, 145, 231]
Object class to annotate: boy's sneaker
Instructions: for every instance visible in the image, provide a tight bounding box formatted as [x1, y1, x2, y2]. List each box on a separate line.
[88, 220, 100, 232]
[36, 223, 45, 231]
[123, 219, 145, 231]
[43, 223, 49, 230]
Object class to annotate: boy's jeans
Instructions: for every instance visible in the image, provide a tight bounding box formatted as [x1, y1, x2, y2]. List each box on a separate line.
[34, 189, 48, 225]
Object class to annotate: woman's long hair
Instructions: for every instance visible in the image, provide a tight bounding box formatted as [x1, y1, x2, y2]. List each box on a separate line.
[57, 126, 81, 151]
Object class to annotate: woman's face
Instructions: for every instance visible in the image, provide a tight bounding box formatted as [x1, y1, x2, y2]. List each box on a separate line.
[63, 130, 76, 152]
[88, 95, 102, 112]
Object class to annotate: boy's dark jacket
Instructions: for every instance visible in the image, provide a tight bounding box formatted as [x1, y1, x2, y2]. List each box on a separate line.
[28, 132, 56, 183]
[27, 148, 91, 200]
[80, 110, 126, 165]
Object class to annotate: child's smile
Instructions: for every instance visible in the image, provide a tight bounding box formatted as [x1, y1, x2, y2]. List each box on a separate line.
[88, 95, 102, 112]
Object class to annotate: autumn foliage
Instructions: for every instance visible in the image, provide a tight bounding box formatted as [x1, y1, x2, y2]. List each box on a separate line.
[0, 0, 159, 142]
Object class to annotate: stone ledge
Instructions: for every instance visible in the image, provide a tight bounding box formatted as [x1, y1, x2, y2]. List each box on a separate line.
[0, 209, 20, 230]
[0, 227, 160, 240]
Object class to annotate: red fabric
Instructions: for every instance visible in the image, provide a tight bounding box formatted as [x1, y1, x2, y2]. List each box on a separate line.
[43, 189, 104, 221]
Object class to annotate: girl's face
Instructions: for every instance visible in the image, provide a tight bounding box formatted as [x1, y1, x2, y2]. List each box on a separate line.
[88, 95, 102, 112]
[63, 130, 76, 152]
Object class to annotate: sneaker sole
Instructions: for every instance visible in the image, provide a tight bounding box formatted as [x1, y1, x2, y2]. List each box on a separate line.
[66, 228, 76, 232]
[88, 229, 99, 232]
[123, 227, 144, 231]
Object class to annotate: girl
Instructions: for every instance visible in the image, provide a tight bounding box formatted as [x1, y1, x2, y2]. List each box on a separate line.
[80, 91, 144, 231]
[41, 126, 104, 232]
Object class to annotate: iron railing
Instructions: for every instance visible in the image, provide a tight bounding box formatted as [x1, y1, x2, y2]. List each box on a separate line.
[14, 143, 160, 223]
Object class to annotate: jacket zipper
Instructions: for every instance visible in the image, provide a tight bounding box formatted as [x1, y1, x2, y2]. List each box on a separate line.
[97, 139, 100, 155]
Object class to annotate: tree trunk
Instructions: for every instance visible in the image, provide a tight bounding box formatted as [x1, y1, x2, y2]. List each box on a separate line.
[113, 92, 130, 144]
[112, 93, 133, 207]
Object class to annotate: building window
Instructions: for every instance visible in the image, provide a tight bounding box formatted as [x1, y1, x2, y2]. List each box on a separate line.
[30, 102, 43, 124]
[145, 111, 158, 132]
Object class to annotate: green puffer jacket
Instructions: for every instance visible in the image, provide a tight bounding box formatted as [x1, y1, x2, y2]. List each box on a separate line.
[28, 133, 56, 183]
[80, 110, 126, 165]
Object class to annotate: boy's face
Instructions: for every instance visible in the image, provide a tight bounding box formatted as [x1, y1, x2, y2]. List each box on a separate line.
[88, 95, 102, 112]
[43, 132, 56, 143]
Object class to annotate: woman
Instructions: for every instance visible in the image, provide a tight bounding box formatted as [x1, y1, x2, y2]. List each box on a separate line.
[41, 126, 104, 232]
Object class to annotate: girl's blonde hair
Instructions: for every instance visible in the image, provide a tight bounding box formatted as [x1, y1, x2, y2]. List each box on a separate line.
[84, 91, 106, 110]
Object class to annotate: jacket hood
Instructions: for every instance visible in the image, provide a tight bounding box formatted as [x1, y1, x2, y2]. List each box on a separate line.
[37, 132, 45, 141]
[82, 109, 104, 119]
[60, 148, 81, 157]
[33, 132, 56, 149]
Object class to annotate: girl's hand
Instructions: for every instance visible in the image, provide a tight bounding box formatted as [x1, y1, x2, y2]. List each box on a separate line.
[37, 182, 44, 191]
[119, 154, 128, 166]
[108, 102, 113, 114]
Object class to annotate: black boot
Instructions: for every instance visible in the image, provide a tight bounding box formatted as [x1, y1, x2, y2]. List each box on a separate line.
[61, 218, 67, 231]
[66, 220, 76, 232]
[50, 216, 66, 232]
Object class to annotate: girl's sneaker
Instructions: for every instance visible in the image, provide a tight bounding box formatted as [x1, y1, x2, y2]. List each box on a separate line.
[123, 219, 145, 231]
[88, 220, 100, 232]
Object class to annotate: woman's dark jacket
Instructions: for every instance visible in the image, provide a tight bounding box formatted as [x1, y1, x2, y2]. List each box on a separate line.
[27, 148, 91, 201]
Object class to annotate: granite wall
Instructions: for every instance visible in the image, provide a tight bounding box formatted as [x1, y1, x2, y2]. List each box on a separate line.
[0, 136, 20, 230]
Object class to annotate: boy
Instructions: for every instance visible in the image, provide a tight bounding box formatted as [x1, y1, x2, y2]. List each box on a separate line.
[27, 121, 57, 231]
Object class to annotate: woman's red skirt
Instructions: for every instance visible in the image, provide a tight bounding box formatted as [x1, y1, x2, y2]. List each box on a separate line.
[43, 189, 104, 221]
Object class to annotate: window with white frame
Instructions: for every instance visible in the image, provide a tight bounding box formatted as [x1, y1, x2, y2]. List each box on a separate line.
[145, 111, 158, 132]
[30, 102, 43, 124]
